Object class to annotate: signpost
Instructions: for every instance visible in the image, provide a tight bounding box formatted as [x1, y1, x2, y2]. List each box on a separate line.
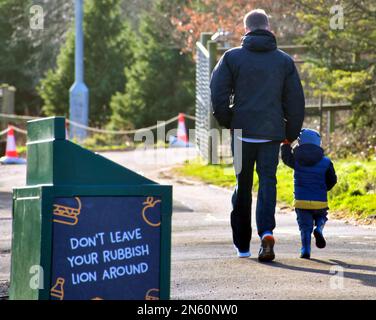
[10, 117, 172, 300]
[69, 0, 89, 141]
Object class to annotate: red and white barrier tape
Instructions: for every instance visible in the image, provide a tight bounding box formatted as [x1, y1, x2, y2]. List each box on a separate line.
[0, 126, 27, 136]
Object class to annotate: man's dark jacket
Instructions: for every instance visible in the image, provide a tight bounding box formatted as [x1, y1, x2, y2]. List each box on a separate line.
[210, 29, 305, 142]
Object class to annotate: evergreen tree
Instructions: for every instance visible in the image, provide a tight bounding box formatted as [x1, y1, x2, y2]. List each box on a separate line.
[109, 0, 195, 130]
[0, 0, 74, 115]
[293, 0, 376, 130]
[39, 0, 134, 126]
[0, 0, 36, 114]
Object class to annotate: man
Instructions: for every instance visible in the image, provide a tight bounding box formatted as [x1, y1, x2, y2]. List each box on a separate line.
[210, 9, 305, 262]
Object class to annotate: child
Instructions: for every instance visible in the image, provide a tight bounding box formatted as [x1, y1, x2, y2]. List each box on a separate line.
[281, 129, 337, 259]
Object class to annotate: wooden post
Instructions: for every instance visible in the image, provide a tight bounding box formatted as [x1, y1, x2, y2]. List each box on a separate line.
[318, 94, 323, 135]
[326, 108, 335, 148]
[1, 85, 16, 114]
[327, 110, 335, 133]
[0, 84, 16, 130]
[200, 32, 212, 47]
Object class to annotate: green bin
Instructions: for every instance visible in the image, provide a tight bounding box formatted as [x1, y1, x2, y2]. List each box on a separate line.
[10, 117, 172, 300]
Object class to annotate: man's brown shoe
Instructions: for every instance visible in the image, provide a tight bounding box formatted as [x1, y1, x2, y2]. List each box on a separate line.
[258, 235, 275, 262]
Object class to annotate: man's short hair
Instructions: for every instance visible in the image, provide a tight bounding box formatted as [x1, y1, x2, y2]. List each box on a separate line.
[244, 9, 270, 31]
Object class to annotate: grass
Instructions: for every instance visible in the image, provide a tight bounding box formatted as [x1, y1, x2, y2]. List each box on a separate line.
[173, 158, 376, 221]
[16, 145, 27, 156]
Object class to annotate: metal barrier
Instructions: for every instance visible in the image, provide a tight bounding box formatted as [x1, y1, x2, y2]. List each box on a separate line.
[195, 33, 223, 163]
[195, 36, 212, 162]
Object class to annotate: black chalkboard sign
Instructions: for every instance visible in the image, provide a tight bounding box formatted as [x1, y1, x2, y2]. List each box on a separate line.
[50, 196, 161, 300]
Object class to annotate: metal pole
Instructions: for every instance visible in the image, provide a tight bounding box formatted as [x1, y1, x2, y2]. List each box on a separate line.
[75, 0, 84, 84]
[69, 0, 89, 141]
[207, 40, 218, 164]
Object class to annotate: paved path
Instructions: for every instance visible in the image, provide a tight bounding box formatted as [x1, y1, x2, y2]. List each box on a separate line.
[1, 148, 376, 299]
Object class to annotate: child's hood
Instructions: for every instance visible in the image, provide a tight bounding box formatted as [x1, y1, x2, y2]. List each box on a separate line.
[293, 144, 324, 166]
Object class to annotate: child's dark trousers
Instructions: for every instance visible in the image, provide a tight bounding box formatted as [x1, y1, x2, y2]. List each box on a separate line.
[295, 208, 328, 234]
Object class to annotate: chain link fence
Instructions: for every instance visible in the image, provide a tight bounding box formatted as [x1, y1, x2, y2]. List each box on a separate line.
[195, 41, 212, 162]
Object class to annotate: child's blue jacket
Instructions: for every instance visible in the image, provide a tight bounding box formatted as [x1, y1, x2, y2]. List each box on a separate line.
[281, 144, 337, 210]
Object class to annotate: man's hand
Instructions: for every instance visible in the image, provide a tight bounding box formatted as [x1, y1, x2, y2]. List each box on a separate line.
[280, 140, 295, 169]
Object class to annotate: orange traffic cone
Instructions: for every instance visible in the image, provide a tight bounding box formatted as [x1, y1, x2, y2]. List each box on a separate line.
[0, 125, 26, 165]
[177, 113, 188, 143]
[169, 113, 192, 147]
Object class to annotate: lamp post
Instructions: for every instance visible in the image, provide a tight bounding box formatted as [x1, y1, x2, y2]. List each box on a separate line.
[69, 0, 89, 141]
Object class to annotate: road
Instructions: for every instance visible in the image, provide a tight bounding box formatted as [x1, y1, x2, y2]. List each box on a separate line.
[1, 147, 376, 299]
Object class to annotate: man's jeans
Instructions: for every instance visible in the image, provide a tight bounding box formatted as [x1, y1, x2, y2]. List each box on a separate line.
[231, 138, 280, 252]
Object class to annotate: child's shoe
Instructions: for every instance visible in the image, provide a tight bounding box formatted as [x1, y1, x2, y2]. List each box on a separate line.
[300, 231, 311, 259]
[313, 225, 326, 249]
[300, 247, 311, 259]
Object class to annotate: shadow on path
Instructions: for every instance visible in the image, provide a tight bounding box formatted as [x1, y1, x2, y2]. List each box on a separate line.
[254, 258, 376, 288]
